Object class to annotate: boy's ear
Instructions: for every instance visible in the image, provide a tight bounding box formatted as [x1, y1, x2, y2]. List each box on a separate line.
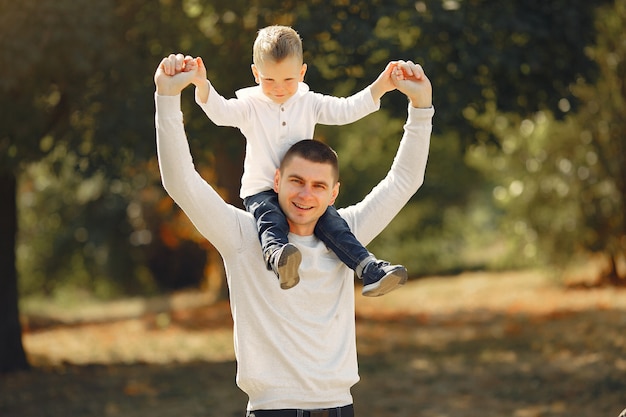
[299, 63, 307, 82]
[251, 64, 260, 84]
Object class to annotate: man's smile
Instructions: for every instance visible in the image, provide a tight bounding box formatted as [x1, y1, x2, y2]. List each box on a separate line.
[293, 202, 313, 210]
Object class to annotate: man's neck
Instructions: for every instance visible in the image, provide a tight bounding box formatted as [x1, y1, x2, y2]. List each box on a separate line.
[287, 223, 316, 237]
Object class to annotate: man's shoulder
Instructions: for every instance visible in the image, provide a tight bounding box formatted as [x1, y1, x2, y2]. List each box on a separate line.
[206, 205, 258, 252]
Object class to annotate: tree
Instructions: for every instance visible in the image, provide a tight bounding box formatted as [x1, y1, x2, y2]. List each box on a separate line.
[0, 0, 284, 371]
[0, 0, 617, 372]
[0, 0, 218, 371]
[0, 173, 28, 372]
[466, 0, 626, 283]
[571, 0, 626, 284]
[0, 0, 118, 373]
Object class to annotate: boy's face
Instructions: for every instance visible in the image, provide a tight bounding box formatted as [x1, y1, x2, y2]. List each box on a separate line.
[273, 155, 339, 236]
[251, 56, 307, 104]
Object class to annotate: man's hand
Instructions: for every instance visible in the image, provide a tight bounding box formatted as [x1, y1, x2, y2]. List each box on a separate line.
[154, 54, 206, 96]
[392, 61, 432, 108]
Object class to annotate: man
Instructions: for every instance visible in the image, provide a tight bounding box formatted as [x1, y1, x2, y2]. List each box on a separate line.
[154, 54, 433, 417]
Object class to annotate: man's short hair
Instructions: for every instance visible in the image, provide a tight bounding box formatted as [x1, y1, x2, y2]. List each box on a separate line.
[280, 139, 339, 182]
[253, 25, 303, 67]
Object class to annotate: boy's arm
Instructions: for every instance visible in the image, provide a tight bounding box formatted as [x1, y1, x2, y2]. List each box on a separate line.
[186, 56, 249, 128]
[189, 57, 210, 104]
[313, 61, 398, 126]
[368, 61, 397, 105]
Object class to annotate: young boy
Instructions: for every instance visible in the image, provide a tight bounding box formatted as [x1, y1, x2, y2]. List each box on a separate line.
[184, 25, 407, 296]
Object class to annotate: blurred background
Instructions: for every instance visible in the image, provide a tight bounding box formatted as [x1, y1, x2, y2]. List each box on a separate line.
[1, 0, 625, 390]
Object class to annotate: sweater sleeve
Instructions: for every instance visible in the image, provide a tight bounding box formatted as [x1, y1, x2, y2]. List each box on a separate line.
[338, 104, 434, 245]
[155, 93, 244, 254]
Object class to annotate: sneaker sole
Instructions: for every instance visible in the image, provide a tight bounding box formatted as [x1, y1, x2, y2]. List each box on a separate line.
[278, 244, 302, 290]
[362, 268, 408, 297]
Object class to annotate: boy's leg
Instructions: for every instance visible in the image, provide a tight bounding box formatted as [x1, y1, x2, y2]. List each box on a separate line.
[244, 190, 301, 289]
[314, 206, 408, 297]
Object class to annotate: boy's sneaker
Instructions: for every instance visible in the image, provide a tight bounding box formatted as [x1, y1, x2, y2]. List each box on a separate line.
[271, 243, 302, 290]
[359, 258, 407, 297]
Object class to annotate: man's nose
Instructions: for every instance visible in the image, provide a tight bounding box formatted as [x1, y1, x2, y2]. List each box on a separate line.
[298, 185, 313, 198]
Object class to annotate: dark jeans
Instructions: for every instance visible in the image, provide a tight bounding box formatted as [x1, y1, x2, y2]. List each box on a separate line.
[244, 190, 370, 270]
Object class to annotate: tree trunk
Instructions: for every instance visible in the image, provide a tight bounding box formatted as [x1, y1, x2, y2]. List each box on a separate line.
[0, 170, 29, 373]
[596, 252, 626, 287]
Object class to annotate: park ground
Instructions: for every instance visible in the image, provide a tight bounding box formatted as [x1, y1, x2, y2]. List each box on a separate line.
[2, 266, 626, 417]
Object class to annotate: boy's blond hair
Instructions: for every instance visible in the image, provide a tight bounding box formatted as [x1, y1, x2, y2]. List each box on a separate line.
[253, 25, 303, 66]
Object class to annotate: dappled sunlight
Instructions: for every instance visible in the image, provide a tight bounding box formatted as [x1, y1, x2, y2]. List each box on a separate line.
[9, 271, 626, 416]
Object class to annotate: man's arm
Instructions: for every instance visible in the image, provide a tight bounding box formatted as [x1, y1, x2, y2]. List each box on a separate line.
[155, 55, 243, 253]
[339, 61, 434, 245]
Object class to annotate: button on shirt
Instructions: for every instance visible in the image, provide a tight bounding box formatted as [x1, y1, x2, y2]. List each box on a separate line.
[197, 81, 380, 199]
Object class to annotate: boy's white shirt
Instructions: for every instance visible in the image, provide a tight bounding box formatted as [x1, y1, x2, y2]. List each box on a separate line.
[156, 93, 434, 410]
[196, 81, 380, 199]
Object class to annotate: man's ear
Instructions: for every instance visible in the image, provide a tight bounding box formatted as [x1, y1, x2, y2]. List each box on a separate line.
[299, 63, 307, 82]
[251, 64, 260, 84]
[273, 169, 281, 193]
[329, 182, 340, 206]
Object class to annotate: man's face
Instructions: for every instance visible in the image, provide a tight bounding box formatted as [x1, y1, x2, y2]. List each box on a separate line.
[251, 56, 307, 104]
[274, 156, 339, 236]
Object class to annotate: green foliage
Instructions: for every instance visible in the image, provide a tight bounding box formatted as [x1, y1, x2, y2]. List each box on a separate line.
[291, 0, 608, 141]
[17, 145, 158, 297]
[2, 0, 218, 297]
[466, 0, 626, 271]
[3, 0, 619, 299]
[0, 0, 113, 167]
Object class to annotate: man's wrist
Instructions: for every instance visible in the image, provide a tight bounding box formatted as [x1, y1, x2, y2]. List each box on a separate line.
[409, 97, 432, 108]
[156, 85, 181, 96]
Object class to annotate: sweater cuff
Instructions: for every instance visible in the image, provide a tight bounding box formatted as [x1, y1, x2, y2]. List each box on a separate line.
[407, 103, 435, 123]
[155, 93, 182, 118]
[365, 85, 381, 111]
[194, 79, 212, 105]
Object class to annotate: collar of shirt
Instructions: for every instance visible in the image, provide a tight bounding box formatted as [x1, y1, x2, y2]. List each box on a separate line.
[235, 82, 310, 105]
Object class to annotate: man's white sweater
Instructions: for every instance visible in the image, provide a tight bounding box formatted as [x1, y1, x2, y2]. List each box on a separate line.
[155, 94, 433, 411]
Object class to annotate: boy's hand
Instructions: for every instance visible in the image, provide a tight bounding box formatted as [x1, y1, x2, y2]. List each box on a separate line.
[392, 60, 432, 108]
[154, 54, 207, 96]
[369, 61, 398, 104]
